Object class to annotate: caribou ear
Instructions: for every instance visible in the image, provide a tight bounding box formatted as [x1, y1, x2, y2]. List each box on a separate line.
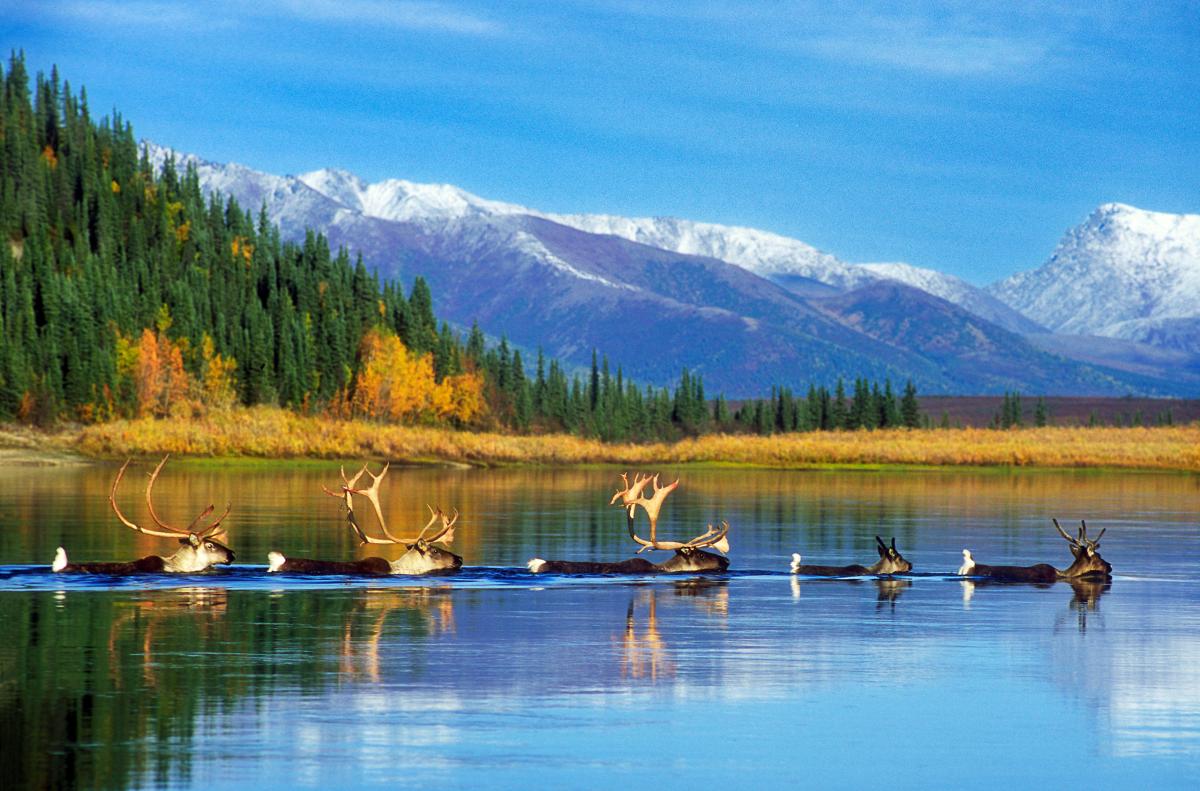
[187, 534, 201, 547]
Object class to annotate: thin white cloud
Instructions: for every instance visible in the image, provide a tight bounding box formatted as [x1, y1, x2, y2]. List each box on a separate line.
[16, 0, 502, 38]
[806, 27, 1052, 76]
[273, 0, 503, 37]
[32, 1, 237, 32]
[580, 1, 1069, 78]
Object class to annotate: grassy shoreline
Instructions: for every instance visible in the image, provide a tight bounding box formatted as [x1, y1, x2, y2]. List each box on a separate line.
[1, 406, 1189, 470]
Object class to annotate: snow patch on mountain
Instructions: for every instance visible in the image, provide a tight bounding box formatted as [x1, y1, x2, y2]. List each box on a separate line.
[857, 261, 1044, 333]
[536, 213, 877, 291]
[299, 168, 529, 223]
[989, 203, 1200, 338]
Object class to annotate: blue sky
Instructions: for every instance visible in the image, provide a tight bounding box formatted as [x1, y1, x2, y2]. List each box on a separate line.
[4, 1, 1198, 284]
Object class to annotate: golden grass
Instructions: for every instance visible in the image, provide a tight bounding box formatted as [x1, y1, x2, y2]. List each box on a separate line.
[66, 406, 1200, 470]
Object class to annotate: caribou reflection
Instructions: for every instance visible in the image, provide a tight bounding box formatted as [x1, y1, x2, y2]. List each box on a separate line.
[1058, 580, 1110, 633]
[959, 576, 1109, 630]
[874, 577, 911, 611]
[105, 587, 229, 689]
[789, 576, 910, 611]
[617, 581, 729, 683]
[338, 588, 457, 681]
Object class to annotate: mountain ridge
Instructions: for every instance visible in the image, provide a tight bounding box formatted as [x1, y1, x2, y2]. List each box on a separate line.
[141, 142, 1199, 397]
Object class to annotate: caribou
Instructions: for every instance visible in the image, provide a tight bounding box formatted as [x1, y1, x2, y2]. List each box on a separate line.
[958, 519, 1112, 582]
[267, 463, 463, 575]
[789, 536, 913, 576]
[52, 456, 235, 573]
[527, 473, 730, 574]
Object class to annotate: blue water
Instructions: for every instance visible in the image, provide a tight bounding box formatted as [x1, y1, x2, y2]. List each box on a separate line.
[0, 465, 1197, 789]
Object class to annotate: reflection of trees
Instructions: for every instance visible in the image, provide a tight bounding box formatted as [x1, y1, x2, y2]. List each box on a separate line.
[0, 587, 457, 790]
[0, 588, 235, 790]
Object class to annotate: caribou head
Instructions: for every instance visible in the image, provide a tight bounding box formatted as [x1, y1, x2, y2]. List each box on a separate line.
[53, 456, 235, 574]
[269, 463, 462, 575]
[790, 536, 912, 576]
[959, 519, 1112, 582]
[1052, 518, 1112, 580]
[617, 472, 730, 565]
[528, 473, 730, 574]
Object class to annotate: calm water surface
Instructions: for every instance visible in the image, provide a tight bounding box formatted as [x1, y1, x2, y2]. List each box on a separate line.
[0, 464, 1197, 789]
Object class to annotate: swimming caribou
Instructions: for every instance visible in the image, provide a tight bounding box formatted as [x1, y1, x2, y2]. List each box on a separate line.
[267, 463, 463, 575]
[958, 519, 1112, 583]
[52, 456, 235, 573]
[527, 473, 731, 574]
[789, 536, 913, 576]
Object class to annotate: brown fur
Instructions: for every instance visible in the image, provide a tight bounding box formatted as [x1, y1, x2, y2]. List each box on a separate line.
[966, 562, 1058, 583]
[270, 557, 394, 575]
[791, 536, 913, 576]
[57, 556, 170, 574]
[532, 549, 729, 575]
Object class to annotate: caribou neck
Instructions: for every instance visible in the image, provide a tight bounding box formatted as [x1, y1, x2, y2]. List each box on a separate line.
[162, 541, 235, 573]
[1056, 549, 1112, 580]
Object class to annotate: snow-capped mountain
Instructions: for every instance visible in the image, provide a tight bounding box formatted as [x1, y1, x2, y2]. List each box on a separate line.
[854, 261, 1043, 334]
[298, 168, 530, 224]
[153, 141, 1047, 334]
[538, 213, 867, 289]
[141, 142, 1199, 395]
[990, 203, 1200, 350]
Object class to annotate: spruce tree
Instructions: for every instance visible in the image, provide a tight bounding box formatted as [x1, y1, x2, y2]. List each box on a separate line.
[900, 380, 920, 428]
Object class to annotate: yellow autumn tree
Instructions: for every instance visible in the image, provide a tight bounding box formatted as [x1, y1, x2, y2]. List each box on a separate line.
[134, 328, 192, 418]
[350, 329, 484, 424]
[196, 333, 238, 411]
[433, 371, 485, 423]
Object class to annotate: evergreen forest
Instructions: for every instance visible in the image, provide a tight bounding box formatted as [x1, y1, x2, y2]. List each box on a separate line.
[0, 54, 922, 440]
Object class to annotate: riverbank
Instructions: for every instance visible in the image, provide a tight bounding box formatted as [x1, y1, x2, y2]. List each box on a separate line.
[9, 406, 1186, 470]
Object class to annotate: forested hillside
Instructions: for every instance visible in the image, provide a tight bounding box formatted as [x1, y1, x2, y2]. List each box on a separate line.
[0, 54, 920, 440]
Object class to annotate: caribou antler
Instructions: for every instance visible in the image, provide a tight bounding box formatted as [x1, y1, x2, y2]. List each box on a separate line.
[110, 456, 230, 542]
[612, 472, 721, 553]
[632, 474, 679, 545]
[322, 464, 380, 544]
[326, 463, 459, 547]
[610, 472, 653, 517]
[1053, 517, 1105, 554]
[417, 506, 458, 546]
[347, 463, 414, 545]
[626, 514, 730, 554]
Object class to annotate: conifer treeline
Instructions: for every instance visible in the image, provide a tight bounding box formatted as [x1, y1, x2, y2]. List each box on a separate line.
[0, 53, 460, 423]
[728, 379, 923, 434]
[0, 54, 923, 440]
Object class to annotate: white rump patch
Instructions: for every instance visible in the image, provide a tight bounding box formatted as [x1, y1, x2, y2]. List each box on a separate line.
[267, 551, 286, 573]
[52, 547, 68, 573]
[527, 558, 546, 573]
[958, 549, 975, 576]
[790, 553, 802, 574]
